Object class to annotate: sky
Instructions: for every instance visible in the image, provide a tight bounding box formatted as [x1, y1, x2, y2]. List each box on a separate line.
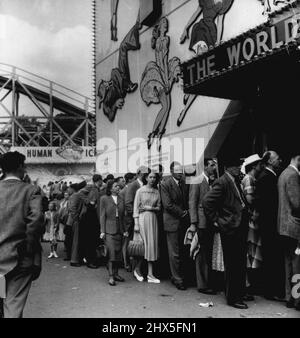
[0, 0, 92, 97]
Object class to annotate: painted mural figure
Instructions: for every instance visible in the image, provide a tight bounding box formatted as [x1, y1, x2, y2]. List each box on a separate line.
[261, 1, 289, 15]
[178, 0, 234, 126]
[140, 17, 181, 149]
[98, 18, 141, 122]
[111, 0, 119, 41]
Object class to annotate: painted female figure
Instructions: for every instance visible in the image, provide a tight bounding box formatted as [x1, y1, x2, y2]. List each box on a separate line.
[178, 0, 234, 126]
[111, 0, 119, 41]
[140, 17, 181, 149]
[261, 1, 289, 15]
[180, 0, 234, 53]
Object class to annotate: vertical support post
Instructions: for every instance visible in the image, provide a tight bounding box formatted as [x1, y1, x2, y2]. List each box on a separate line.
[85, 98, 89, 146]
[16, 92, 20, 117]
[11, 67, 16, 146]
[15, 91, 20, 146]
[49, 82, 53, 146]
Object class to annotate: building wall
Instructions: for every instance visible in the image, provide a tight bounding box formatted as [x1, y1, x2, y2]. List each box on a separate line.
[95, 0, 285, 174]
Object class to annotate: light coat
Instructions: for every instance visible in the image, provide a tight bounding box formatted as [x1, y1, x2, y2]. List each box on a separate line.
[189, 175, 210, 229]
[278, 166, 300, 241]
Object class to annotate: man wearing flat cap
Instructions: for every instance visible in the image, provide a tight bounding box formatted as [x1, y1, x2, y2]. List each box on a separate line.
[203, 156, 250, 309]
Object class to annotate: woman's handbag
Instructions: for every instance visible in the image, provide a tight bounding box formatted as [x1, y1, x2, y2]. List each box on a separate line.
[127, 230, 144, 258]
[96, 238, 108, 262]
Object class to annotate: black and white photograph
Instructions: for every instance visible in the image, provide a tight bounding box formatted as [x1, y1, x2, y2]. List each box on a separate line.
[0, 0, 300, 324]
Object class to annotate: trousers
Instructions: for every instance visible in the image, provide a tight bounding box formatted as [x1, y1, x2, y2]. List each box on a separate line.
[2, 257, 36, 318]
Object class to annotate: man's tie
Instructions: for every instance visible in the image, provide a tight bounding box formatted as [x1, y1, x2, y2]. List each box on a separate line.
[179, 180, 187, 210]
[234, 178, 247, 208]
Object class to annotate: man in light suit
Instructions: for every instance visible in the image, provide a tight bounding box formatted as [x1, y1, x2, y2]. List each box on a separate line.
[0, 152, 44, 318]
[161, 162, 190, 290]
[203, 157, 249, 309]
[278, 152, 300, 311]
[189, 158, 217, 294]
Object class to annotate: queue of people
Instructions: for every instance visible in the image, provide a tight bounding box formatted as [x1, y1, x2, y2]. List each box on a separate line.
[0, 149, 300, 318]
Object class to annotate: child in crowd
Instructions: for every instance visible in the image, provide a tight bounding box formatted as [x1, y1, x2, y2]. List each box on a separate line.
[44, 201, 60, 258]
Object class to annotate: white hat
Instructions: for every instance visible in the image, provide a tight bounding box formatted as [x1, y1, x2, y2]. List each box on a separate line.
[241, 154, 262, 175]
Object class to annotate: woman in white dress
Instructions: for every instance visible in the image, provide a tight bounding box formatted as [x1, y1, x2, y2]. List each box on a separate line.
[133, 171, 161, 283]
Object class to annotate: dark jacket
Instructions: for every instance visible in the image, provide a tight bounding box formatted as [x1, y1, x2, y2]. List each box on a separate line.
[278, 166, 300, 241]
[100, 195, 125, 235]
[256, 168, 278, 237]
[66, 191, 87, 228]
[0, 179, 44, 277]
[189, 175, 210, 229]
[81, 183, 106, 222]
[124, 180, 142, 228]
[160, 176, 189, 232]
[202, 173, 245, 233]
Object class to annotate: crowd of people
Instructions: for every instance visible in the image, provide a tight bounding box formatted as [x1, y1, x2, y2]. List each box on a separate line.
[0, 149, 300, 318]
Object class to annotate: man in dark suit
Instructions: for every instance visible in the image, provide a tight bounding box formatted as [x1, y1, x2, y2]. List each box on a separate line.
[256, 151, 285, 300]
[161, 161, 189, 290]
[203, 157, 249, 309]
[278, 152, 300, 311]
[63, 184, 76, 261]
[189, 158, 217, 294]
[120, 172, 136, 270]
[80, 174, 104, 269]
[156, 164, 170, 279]
[124, 167, 149, 237]
[0, 152, 44, 318]
[119, 173, 135, 200]
[66, 181, 87, 267]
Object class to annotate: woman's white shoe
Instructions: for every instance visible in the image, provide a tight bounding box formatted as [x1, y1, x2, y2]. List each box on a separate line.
[48, 253, 54, 259]
[147, 276, 160, 284]
[133, 270, 144, 282]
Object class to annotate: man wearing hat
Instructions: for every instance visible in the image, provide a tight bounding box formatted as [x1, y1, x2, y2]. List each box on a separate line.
[203, 156, 249, 309]
[241, 154, 264, 296]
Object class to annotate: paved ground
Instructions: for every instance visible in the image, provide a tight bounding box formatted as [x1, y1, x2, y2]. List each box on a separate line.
[24, 244, 299, 318]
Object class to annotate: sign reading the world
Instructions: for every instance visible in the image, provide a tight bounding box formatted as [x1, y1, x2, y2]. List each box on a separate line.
[182, 9, 300, 89]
